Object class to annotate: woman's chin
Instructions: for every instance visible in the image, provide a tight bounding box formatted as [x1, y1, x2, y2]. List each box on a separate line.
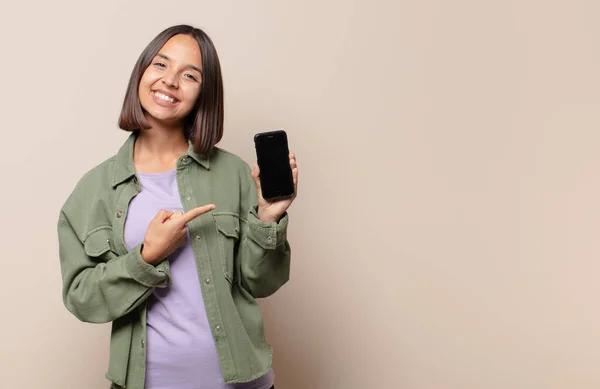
[145, 111, 185, 128]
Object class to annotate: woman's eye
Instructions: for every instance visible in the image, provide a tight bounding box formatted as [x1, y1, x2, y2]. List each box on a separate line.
[153, 62, 166, 68]
[184, 74, 198, 81]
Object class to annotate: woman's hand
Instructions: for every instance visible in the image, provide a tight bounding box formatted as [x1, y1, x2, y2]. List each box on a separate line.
[251, 152, 299, 223]
[141, 204, 216, 265]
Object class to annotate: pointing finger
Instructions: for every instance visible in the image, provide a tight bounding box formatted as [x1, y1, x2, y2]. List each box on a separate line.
[176, 204, 216, 227]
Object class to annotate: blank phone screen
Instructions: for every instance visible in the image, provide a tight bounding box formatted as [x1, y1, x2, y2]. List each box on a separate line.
[255, 131, 294, 200]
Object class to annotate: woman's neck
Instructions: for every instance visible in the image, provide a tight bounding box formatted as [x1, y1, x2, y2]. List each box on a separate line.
[133, 123, 189, 174]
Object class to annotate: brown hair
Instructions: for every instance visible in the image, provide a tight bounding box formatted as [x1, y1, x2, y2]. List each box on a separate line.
[118, 25, 224, 155]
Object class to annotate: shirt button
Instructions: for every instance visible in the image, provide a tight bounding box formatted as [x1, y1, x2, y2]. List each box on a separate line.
[141, 339, 145, 349]
[182, 157, 188, 163]
[116, 210, 123, 218]
[205, 278, 211, 284]
[215, 325, 221, 332]
[267, 236, 273, 243]
[186, 196, 191, 201]
[195, 235, 201, 240]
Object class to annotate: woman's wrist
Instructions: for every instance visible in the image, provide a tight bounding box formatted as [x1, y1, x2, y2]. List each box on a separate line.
[141, 243, 159, 265]
[257, 208, 279, 223]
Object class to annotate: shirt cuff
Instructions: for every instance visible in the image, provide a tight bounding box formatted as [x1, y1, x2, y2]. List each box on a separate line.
[123, 243, 170, 287]
[247, 206, 289, 250]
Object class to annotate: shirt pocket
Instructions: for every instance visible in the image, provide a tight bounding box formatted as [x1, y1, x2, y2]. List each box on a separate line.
[83, 226, 117, 262]
[213, 213, 240, 285]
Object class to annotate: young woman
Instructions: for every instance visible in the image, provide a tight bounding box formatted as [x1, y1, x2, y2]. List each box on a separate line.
[57, 24, 297, 389]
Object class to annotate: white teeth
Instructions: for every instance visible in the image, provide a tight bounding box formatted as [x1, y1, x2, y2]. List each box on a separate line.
[154, 91, 175, 103]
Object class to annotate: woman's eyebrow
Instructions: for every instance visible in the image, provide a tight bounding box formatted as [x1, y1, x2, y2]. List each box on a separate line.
[156, 53, 202, 74]
[156, 53, 171, 62]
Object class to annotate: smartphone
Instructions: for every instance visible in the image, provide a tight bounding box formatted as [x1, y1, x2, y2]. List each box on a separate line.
[254, 129, 295, 201]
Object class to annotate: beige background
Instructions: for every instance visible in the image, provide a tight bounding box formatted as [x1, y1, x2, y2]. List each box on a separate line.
[1, 0, 599, 388]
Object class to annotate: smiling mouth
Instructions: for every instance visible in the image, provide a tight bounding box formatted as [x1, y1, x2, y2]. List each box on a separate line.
[153, 91, 178, 104]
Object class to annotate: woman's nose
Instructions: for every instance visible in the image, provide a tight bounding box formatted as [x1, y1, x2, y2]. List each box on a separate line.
[161, 71, 178, 88]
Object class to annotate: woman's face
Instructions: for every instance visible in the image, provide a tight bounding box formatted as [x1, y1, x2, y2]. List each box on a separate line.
[138, 34, 203, 127]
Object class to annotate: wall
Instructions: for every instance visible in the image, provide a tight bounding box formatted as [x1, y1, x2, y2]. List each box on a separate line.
[1, 0, 599, 388]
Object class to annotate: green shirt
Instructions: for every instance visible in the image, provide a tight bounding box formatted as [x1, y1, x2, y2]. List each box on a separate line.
[57, 133, 291, 388]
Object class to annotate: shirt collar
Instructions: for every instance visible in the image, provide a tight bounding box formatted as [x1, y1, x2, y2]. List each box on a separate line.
[111, 132, 210, 188]
[185, 138, 210, 170]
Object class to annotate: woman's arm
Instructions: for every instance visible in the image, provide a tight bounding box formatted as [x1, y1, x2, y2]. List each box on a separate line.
[57, 211, 170, 323]
[235, 162, 294, 298]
